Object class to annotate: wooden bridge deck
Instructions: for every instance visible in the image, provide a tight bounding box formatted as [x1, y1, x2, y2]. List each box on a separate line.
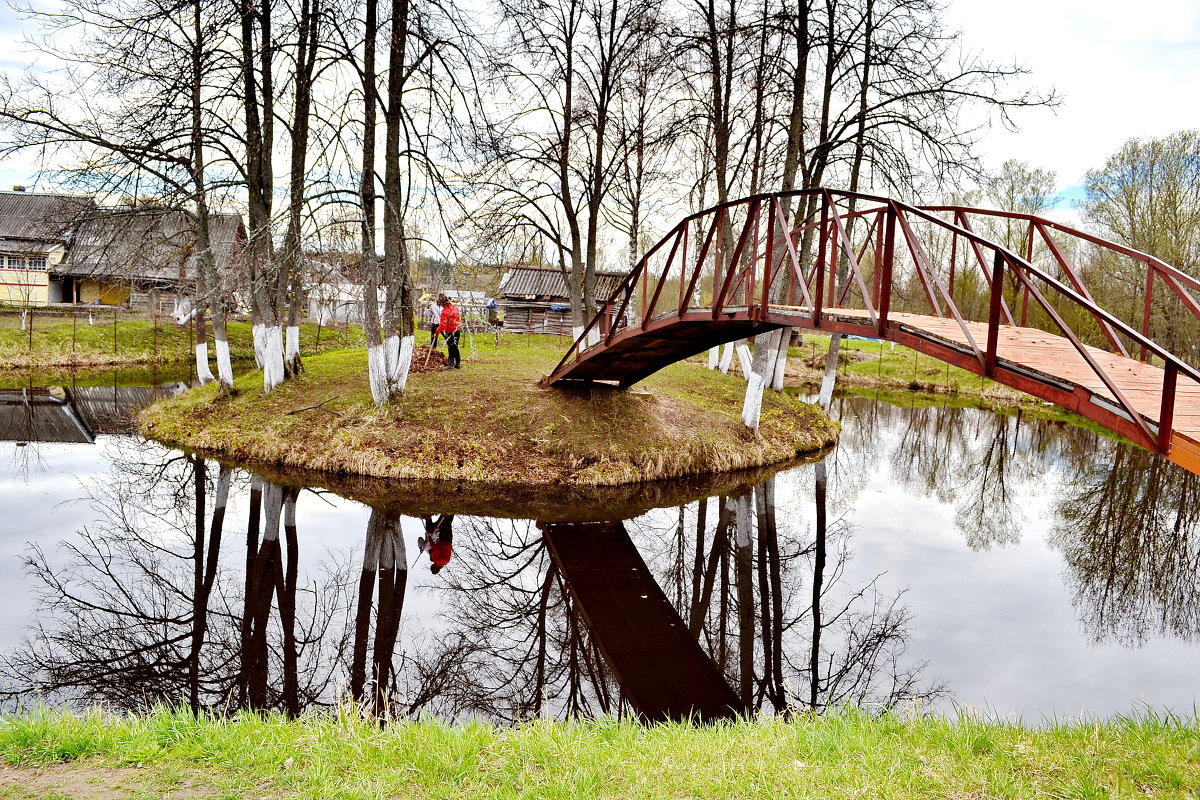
[551, 306, 1200, 475]
[819, 308, 1200, 475]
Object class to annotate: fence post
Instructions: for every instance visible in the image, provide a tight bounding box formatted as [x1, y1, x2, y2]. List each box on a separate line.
[876, 206, 895, 338]
[985, 250, 1005, 376]
[1141, 267, 1154, 362]
[1158, 361, 1177, 453]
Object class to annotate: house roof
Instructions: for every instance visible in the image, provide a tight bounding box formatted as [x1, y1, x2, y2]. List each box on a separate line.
[0, 191, 94, 249]
[0, 385, 176, 443]
[497, 265, 629, 301]
[59, 209, 244, 283]
[0, 238, 61, 254]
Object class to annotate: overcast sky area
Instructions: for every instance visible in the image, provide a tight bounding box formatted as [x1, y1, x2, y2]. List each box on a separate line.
[944, 0, 1200, 204]
[0, 0, 1196, 208]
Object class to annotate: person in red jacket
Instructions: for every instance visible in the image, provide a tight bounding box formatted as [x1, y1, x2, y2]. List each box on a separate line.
[435, 293, 462, 369]
[417, 515, 454, 574]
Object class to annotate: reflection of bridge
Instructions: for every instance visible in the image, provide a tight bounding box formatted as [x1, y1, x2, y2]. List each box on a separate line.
[548, 190, 1200, 475]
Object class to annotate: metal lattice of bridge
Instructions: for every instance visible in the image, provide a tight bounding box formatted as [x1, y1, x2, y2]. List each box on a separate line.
[547, 189, 1200, 476]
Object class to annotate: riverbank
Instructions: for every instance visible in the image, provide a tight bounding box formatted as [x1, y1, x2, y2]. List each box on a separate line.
[2, 706, 1195, 799]
[140, 334, 840, 485]
[785, 333, 1054, 410]
[0, 314, 364, 369]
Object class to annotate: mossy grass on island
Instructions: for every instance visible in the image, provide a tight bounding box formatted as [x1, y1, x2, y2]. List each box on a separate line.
[2, 705, 1197, 799]
[139, 334, 840, 486]
[0, 312, 365, 369]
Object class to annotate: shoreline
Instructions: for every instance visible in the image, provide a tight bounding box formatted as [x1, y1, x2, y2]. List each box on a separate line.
[138, 336, 841, 487]
[1, 706, 1193, 799]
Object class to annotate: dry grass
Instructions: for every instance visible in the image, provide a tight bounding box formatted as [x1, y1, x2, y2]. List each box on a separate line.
[140, 334, 839, 486]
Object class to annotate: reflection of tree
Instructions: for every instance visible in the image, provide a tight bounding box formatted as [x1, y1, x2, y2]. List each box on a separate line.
[393, 518, 619, 722]
[1, 448, 348, 714]
[1050, 443, 1200, 645]
[349, 508, 408, 716]
[630, 469, 942, 715]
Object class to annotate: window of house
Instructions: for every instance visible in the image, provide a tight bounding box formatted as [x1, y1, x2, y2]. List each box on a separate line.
[26, 256, 47, 270]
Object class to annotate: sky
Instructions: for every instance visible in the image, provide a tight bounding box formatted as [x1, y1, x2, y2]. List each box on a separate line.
[0, 0, 1196, 203]
[943, 0, 1200, 201]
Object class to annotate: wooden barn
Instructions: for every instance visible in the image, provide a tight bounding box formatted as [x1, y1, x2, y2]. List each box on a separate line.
[496, 265, 629, 335]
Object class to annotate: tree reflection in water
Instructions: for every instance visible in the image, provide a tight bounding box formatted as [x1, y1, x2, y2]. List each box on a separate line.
[6, 395, 1200, 717]
[1050, 443, 1200, 645]
[1, 440, 351, 714]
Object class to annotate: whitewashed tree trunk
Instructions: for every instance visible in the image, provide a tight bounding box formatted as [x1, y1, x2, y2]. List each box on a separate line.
[586, 326, 600, 347]
[817, 334, 842, 411]
[741, 330, 782, 430]
[771, 328, 791, 391]
[252, 324, 266, 370]
[262, 324, 286, 392]
[195, 342, 215, 384]
[214, 337, 233, 387]
[385, 333, 415, 394]
[719, 342, 734, 373]
[707, 346, 720, 369]
[285, 325, 301, 368]
[367, 342, 390, 407]
[735, 341, 753, 379]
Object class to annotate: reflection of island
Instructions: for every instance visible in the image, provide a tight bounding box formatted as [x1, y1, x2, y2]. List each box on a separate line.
[8, 394, 1200, 719]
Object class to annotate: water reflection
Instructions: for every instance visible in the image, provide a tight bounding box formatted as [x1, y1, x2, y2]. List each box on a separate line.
[3, 388, 1200, 719]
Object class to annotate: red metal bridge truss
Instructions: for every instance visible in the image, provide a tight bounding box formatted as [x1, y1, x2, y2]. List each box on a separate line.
[548, 189, 1200, 476]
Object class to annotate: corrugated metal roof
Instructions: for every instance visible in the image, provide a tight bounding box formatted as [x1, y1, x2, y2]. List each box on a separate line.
[497, 265, 629, 301]
[0, 192, 94, 243]
[0, 389, 94, 443]
[59, 210, 244, 282]
[0, 238, 61, 254]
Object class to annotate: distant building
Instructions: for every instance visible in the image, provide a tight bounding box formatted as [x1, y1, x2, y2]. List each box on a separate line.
[0, 189, 246, 312]
[0, 191, 94, 306]
[58, 209, 245, 312]
[496, 265, 628, 335]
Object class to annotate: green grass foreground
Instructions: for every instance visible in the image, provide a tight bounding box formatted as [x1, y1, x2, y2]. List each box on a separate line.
[140, 334, 839, 485]
[1, 706, 1197, 799]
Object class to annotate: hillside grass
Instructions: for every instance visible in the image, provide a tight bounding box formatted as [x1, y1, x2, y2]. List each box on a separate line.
[0, 312, 365, 369]
[1, 705, 1197, 799]
[140, 333, 839, 485]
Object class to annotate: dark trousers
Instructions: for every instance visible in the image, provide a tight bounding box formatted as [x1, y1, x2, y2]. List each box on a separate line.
[445, 330, 461, 367]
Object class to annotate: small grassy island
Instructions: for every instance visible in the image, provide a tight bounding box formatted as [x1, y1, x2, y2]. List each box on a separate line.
[140, 333, 840, 485]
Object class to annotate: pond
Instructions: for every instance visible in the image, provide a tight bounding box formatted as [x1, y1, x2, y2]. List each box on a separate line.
[1, 368, 1197, 722]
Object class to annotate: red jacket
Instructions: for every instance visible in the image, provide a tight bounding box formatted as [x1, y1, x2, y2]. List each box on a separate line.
[435, 304, 460, 335]
[430, 540, 453, 568]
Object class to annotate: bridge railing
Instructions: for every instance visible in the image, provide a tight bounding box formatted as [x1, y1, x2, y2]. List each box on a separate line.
[555, 189, 1200, 454]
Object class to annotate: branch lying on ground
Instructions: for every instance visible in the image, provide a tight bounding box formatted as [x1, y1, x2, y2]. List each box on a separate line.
[286, 398, 346, 419]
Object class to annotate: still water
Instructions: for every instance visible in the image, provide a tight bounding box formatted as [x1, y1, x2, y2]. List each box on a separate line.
[1, 370, 1197, 722]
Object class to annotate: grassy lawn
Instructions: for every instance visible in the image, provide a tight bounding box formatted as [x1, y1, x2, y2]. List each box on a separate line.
[0, 312, 365, 369]
[1, 705, 1196, 799]
[141, 332, 838, 485]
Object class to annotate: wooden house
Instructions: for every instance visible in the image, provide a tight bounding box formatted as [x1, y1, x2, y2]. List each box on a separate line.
[496, 265, 629, 335]
[0, 191, 94, 306]
[57, 209, 245, 313]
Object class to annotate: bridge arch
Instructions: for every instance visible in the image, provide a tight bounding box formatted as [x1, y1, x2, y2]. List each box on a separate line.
[548, 189, 1200, 476]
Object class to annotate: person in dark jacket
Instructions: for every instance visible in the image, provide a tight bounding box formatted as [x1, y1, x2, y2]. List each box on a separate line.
[435, 293, 462, 369]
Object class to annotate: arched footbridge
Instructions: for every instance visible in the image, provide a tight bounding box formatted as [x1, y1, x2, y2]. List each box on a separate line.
[547, 189, 1200, 476]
